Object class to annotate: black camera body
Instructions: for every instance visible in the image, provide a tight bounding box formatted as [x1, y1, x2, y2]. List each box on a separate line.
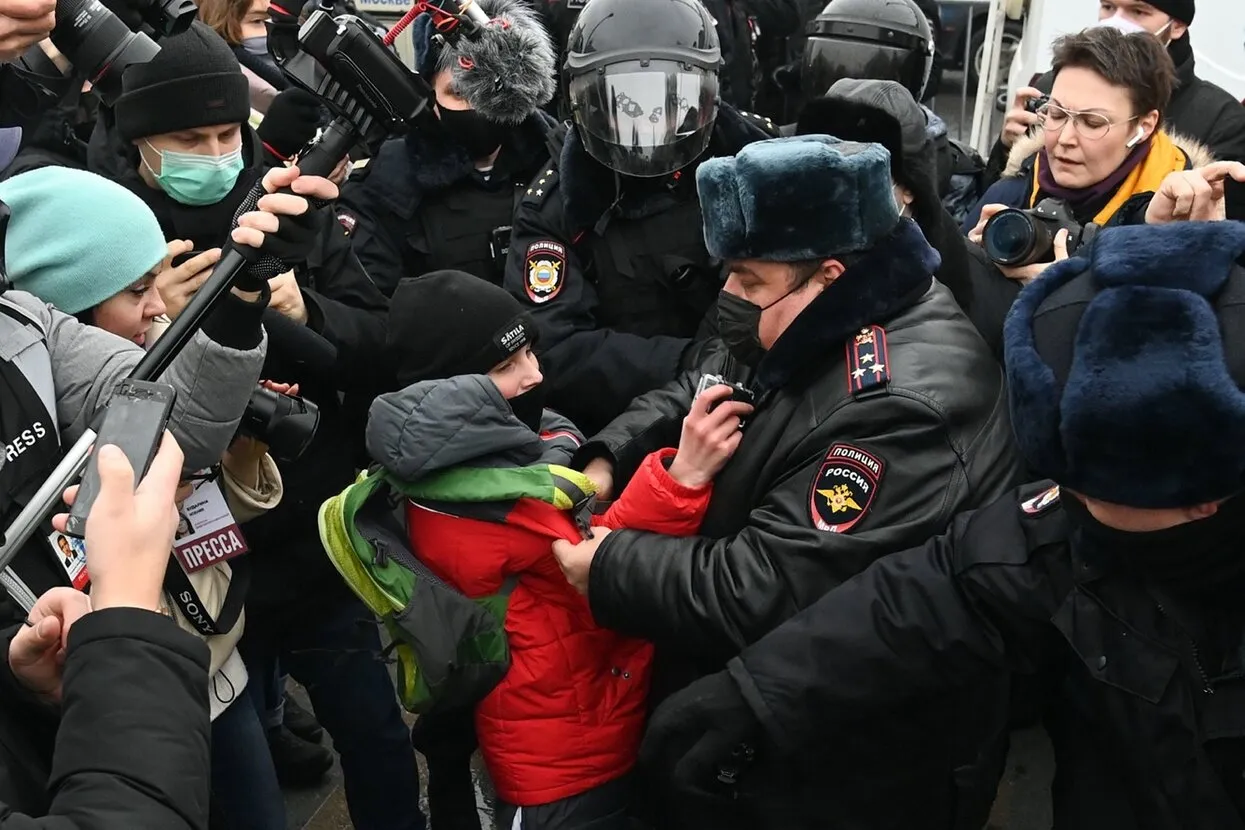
[239, 386, 320, 463]
[49, 0, 197, 105]
[695, 373, 756, 408]
[982, 198, 1098, 268]
[1024, 93, 1050, 114]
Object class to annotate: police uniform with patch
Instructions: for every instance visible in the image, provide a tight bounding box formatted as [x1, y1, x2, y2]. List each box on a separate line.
[503, 105, 780, 434]
[577, 144, 1020, 830]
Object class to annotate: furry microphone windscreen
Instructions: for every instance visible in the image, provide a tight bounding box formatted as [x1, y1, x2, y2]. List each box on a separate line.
[438, 0, 557, 124]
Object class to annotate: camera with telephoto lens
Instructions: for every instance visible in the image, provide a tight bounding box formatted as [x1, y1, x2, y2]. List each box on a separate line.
[238, 386, 321, 463]
[982, 198, 1098, 268]
[48, 0, 197, 105]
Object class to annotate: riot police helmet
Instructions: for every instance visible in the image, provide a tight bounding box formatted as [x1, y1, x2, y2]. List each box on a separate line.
[803, 0, 935, 103]
[563, 0, 721, 178]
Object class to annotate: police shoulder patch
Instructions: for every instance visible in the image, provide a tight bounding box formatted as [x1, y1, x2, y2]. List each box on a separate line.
[1020, 485, 1061, 516]
[808, 443, 884, 533]
[522, 167, 559, 206]
[525, 240, 566, 304]
[336, 209, 359, 237]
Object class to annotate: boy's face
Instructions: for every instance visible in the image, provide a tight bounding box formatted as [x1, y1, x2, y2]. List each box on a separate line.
[488, 346, 542, 401]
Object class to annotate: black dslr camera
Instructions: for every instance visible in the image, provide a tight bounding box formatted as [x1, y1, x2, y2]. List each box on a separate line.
[982, 198, 1098, 268]
[238, 386, 321, 463]
[48, 0, 197, 104]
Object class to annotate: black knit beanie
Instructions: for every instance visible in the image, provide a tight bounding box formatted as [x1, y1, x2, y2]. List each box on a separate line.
[1147, 0, 1193, 23]
[388, 270, 539, 388]
[115, 22, 252, 142]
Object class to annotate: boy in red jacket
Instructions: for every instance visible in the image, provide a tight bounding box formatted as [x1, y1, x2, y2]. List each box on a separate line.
[366, 271, 751, 830]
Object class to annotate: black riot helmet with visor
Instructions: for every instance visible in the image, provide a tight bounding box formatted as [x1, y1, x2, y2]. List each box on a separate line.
[802, 0, 935, 104]
[563, 0, 722, 179]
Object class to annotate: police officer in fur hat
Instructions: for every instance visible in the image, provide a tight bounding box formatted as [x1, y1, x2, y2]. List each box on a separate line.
[640, 219, 1245, 828]
[504, 0, 783, 437]
[553, 135, 1021, 829]
[337, 0, 563, 297]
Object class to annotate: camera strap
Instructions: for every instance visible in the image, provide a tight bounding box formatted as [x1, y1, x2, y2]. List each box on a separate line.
[165, 553, 251, 637]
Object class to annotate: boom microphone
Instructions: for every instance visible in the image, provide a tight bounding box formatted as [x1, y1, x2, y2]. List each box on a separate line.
[420, 0, 557, 124]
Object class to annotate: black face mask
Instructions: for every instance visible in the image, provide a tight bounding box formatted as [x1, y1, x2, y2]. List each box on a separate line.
[716, 285, 801, 368]
[437, 107, 508, 160]
[509, 386, 547, 434]
[1063, 492, 1245, 596]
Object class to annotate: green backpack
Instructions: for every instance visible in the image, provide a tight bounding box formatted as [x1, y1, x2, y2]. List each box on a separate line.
[318, 464, 595, 715]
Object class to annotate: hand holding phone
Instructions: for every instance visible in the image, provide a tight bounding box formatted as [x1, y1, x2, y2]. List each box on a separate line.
[63, 380, 177, 539]
[158, 243, 221, 321]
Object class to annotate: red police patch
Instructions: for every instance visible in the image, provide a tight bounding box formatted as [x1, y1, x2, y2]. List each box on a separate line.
[808, 443, 884, 533]
[336, 210, 358, 236]
[525, 240, 566, 304]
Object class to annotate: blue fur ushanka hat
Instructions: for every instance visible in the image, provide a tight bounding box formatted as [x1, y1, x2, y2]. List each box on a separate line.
[1004, 220, 1245, 508]
[696, 135, 900, 262]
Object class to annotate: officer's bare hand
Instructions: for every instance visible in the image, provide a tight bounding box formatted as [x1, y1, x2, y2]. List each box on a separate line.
[156, 241, 222, 321]
[582, 458, 615, 501]
[668, 384, 753, 489]
[1000, 86, 1044, 148]
[231, 165, 338, 250]
[0, 0, 55, 62]
[1145, 162, 1245, 225]
[553, 527, 612, 596]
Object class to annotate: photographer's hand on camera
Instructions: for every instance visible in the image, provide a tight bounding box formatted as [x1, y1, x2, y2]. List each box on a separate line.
[1145, 162, 1245, 225]
[969, 203, 1071, 285]
[52, 432, 185, 614]
[667, 384, 754, 489]
[0, 0, 53, 61]
[1000, 86, 1045, 149]
[157, 242, 222, 320]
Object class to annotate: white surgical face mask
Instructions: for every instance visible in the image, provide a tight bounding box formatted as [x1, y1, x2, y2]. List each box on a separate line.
[892, 183, 911, 219]
[1093, 13, 1173, 44]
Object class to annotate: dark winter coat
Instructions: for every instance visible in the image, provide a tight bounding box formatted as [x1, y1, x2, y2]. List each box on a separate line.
[732, 482, 1245, 829]
[0, 609, 211, 828]
[503, 105, 780, 435]
[337, 111, 564, 296]
[580, 220, 1023, 829]
[98, 124, 392, 617]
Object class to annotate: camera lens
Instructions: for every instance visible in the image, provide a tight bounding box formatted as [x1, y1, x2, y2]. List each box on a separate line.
[983, 209, 1052, 268]
[51, 0, 160, 102]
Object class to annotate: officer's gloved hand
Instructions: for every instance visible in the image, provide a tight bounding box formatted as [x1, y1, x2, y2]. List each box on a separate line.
[258, 88, 322, 162]
[639, 670, 762, 797]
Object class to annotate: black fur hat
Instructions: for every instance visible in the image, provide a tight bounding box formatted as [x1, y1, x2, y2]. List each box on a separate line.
[1005, 221, 1245, 508]
[697, 134, 900, 262]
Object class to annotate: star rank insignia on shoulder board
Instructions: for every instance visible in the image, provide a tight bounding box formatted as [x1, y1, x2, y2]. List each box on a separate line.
[525, 240, 566, 304]
[740, 110, 782, 138]
[1021, 485, 1061, 516]
[808, 443, 885, 533]
[523, 168, 558, 206]
[846, 325, 890, 398]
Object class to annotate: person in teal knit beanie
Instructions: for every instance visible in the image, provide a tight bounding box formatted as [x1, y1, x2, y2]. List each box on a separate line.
[0, 167, 170, 346]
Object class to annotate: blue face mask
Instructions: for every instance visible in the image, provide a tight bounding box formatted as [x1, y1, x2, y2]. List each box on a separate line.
[142, 141, 245, 206]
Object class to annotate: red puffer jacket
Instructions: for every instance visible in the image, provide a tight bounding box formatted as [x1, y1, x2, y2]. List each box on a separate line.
[406, 447, 710, 805]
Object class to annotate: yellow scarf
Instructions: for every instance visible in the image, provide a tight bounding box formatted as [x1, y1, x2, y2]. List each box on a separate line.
[1030, 130, 1188, 225]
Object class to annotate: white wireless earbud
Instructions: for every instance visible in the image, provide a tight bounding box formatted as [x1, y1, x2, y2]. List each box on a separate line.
[1125, 126, 1146, 149]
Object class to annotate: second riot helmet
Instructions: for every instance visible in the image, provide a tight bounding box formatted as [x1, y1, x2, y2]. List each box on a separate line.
[802, 0, 935, 104]
[563, 0, 722, 178]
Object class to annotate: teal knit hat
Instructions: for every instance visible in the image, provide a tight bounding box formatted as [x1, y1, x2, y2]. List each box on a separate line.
[0, 168, 168, 314]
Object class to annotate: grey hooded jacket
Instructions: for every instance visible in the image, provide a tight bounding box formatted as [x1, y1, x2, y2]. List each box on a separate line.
[366, 374, 581, 481]
[2, 289, 265, 472]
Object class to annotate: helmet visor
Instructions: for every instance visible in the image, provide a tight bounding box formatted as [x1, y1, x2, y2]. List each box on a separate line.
[802, 39, 931, 101]
[569, 59, 718, 177]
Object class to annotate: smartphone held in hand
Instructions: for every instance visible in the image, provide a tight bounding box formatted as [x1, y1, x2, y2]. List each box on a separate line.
[63, 380, 177, 539]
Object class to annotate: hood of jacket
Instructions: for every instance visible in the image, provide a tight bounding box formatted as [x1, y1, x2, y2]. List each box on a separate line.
[358, 109, 564, 220]
[367, 374, 582, 481]
[1002, 128, 1215, 179]
[560, 102, 775, 231]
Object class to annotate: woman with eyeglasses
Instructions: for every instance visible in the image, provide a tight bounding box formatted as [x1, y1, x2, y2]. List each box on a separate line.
[962, 26, 1213, 286]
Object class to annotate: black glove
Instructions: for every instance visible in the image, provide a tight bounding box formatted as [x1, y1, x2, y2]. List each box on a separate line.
[227, 180, 330, 290]
[258, 88, 323, 161]
[638, 670, 762, 797]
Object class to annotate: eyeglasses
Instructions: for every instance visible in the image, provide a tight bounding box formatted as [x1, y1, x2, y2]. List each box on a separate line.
[1037, 103, 1138, 141]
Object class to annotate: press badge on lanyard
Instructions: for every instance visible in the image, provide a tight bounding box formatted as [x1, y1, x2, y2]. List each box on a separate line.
[171, 473, 249, 574]
[47, 530, 89, 590]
